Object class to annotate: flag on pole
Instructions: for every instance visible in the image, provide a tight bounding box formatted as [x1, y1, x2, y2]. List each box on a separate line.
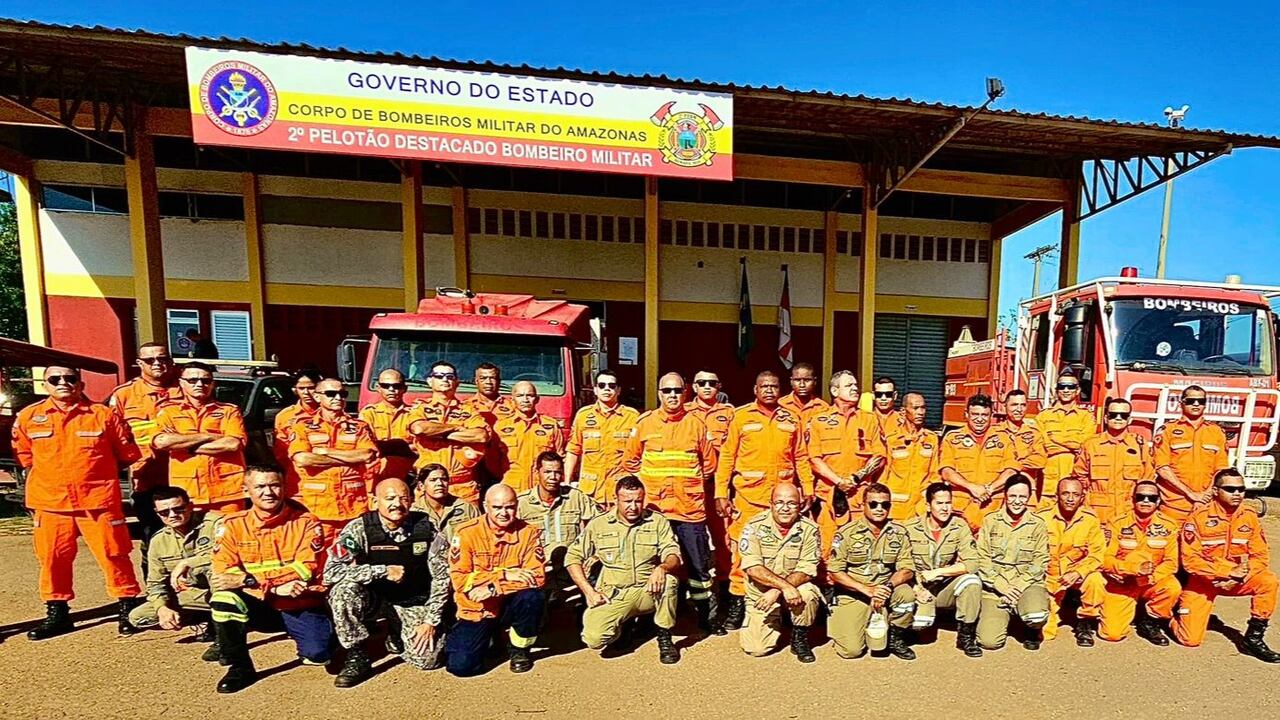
[777, 264, 793, 370]
[737, 258, 754, 366]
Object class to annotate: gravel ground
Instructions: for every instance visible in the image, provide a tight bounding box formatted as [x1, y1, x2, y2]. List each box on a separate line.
[1, 521, 1279, 720]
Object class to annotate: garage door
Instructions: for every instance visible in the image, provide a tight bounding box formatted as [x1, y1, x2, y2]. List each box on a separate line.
[873, 315, 949, 427]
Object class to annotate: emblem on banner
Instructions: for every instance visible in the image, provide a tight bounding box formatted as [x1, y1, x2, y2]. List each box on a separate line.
[650, 101, 722, 168]
[199, 61, 278, 136]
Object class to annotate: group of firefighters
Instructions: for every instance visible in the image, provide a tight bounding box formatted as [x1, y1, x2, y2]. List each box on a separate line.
[9, 341, 1280, 694]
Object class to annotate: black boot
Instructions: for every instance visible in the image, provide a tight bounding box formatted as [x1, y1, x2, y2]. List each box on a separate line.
[117, 598, 143, 636]
[1023, 630, 1042, 651]
[1242, 618, 1280, 663]
[27, 601, 73, 641]
[194, 623, 216, 643]
[334, 646, 373, 688]
[716, 596, 744, 634]
[201, 641, 223, 663]
[1074, 617, 1097, 647]
[217, 664, 258, 694]
[957, 621, 983, 658]
[1135, 615, 1170, 646]
[656, 628, 680, 664]
[509, 646, 533, 673]
[214, 619, 258, 693]
[694, 598, 715, 635]
[887, 625, 916, 660]
[790, 625, 815, 663]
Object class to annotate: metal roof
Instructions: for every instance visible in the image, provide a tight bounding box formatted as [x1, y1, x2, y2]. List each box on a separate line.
[1, 18, 1278, 161]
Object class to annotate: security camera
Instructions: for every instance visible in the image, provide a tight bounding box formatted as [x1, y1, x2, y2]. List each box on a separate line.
[1163, 105, 1190, 128]
[986, 77, 1005, 101]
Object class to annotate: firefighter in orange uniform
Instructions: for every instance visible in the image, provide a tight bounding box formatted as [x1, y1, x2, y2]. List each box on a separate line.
[1172, 468, 1280, 661]
[1155, 385, 1230, 521]
[872, 376, 908, 439]
[1099, 480, 1180, 644]
[1074, 398, 1152, 524]
[1039, 477, 1106, 645]
[713, 371, 812, 633]
[565, 369, 639, 507]
[274, 370, 322, 495]
[806, 371, 886, 555]
[939, 393, 1018, 531]
[1035, 372, 1096, 508]
[468, 362, 517, 484]
[153, 362, 248, 514]
[685, 368, 734, 608]
[622, 372, 718, 631]
[408, 361, 491, 505]
[358, 368, 416, 481]
[287, 378, 378, 539]
[779, 362, 829, 427]
[882, 392, 939, 521]
[993, 389, 1048, 479]
[492, 381, 566, 494]
[446, 484, 546, 677]
[13, 365, 144, 640]
[108, 342, 181, 547]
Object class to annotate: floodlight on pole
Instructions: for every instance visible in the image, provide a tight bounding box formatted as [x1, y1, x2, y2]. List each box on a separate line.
[1156, 105, 1189, 278]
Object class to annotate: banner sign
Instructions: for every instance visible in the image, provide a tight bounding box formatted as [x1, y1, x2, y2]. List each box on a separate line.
[185, 47, 734, 180]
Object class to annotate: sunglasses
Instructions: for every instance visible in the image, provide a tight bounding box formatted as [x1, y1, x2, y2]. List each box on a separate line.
[658, 388, 683, 395]
[180, 377, 213, 386]
[1134, 493, 1160, 503]
[1106, 412, 1131, 420]
[773, 500, 801, 509]
[693, 379, 720, 387]
[1182, 397, 1207, 406]
[378, 383, 406, 391]
[874, 391, 895, 399]
[596, 382, 618, 389]
[430, 372, 458, 380]
[138, 357, 172, 365]
[867, 500, 892, 510]
[320, 390, 348, 398]
[156, 506, 189, 516]
[1057, 383, 1080, 390]
[45, 374, 80, 386]
[1218, 486, 1247, 494]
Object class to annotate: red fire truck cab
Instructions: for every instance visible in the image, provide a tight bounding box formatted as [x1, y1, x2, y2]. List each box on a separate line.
[945, 271, 1280, 490]
[338, 290, 596, 425]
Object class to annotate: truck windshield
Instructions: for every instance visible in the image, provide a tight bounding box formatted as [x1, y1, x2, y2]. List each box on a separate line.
[1113, 298, 1274, 375]
[369, 332, 566, 397]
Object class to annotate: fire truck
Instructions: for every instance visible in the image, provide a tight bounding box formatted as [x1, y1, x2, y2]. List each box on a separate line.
[944, 270, 1280, 491]
[337, 289, 598, 424]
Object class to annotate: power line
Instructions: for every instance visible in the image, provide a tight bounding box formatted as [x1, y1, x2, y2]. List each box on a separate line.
[1024, 244, 1057, 296]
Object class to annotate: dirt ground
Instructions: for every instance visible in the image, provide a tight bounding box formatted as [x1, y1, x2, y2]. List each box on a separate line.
[2, 521, 1279, 720]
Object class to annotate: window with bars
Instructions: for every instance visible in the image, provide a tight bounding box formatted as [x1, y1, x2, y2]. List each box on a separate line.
[879, 232, 991, 264]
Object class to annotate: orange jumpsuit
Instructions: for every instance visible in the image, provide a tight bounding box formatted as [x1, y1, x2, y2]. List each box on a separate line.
[686, 399, 734, 578]
[882, 426, 939, 521]
[448, 516, 546, 623]
[1099, 512, 1180, 641]
[1154, 418, 1230, 520]
[1036, 405, 1096, 506]
[566, 401, 639, 504]
[1172, 501, 1277, 646]
[274, 402, 318, 496]
[804, 404, 885, 554]
[12, 398, 142, 602]
[993, 418, 1048, 479]
[108, 378, 181, 491]
[877, 408, 909, 441]
[1039, 507, 1106, 640]
[154, 400, 248, 512]
[622, 408, 716, 523]
[492, 412, 566, 494]
[938, 429, 1018, 531]
[467, 394, 516, 482]
[358, 400, 415, 481]
[714, 402, 812, 595]
[779, 393, 829, 430]
[1074, 432, 1152, 524]
[287, 412, 378, 533]
[407, 396, 490, 505]
[211, 502, 327, 611]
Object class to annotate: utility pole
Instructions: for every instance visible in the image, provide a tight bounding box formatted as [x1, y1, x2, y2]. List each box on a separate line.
[1157, 105, 1189, 278]
[1025, 244, 1057, 297]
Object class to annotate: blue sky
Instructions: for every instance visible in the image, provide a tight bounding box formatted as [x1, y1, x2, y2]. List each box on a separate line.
[6, 2, 1280, 318]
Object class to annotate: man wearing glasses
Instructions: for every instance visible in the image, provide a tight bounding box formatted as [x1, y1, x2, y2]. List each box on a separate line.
[127, 486, 221, 659]
[1154, 385, 1230, 521]
[623, 373, 718, 632]
[1035, 371, 1096, 509]
[871, 376, 907, 439]
[565, 370, 639, 507]
[287, 378, 378, 540]
[828, 483, 917, 661]
[13, 365, 144, 639]
[409, 361, 491, 505]
[359, 368, 416, 482]
[1173, 468, 1280, 661]
[153, 362, 248, 514]
[779, 362, 829, 428]
[108, 342, 181, 550]
[1098, 480, 1181, 645]
[274, 370, 322, 495]
[1074, 398, 1152, 524]
[684, 368, 734, 615]
[1038, 477, 1105, 646]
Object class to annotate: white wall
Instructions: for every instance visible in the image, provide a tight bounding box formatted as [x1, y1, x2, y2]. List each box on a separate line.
[660, 246, 822, 306]
[261, 224, 402, 288]
[469, 236, 644, 282]
[40, 210, 248, 282]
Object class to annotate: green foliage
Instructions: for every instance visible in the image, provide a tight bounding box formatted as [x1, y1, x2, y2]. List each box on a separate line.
[0, 200, 27, 341]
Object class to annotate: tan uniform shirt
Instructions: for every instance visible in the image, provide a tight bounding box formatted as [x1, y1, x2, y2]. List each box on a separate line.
[565, 510, 681, 592]
[829, 517, 915, 586]
[977, 510, 1049, 595]
[738, 514, 821, 603]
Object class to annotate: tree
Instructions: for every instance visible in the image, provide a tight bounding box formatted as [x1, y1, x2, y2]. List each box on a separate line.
[0, 199, 27, 341]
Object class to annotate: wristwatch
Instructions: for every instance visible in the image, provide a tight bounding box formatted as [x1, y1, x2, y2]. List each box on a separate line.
[242, 573, 259, 589]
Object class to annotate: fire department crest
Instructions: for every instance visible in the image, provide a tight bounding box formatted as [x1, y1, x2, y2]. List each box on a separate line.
[199, 61, 278, 136]
[650, 101, 723, 168]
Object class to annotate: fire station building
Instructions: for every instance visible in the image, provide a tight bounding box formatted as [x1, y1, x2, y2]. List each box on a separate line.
[2, 21, 1275, 416]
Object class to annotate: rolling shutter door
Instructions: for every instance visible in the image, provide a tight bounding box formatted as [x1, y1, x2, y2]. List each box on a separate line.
[873, 314, 950, 427]
[211, 310, 253, 360]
